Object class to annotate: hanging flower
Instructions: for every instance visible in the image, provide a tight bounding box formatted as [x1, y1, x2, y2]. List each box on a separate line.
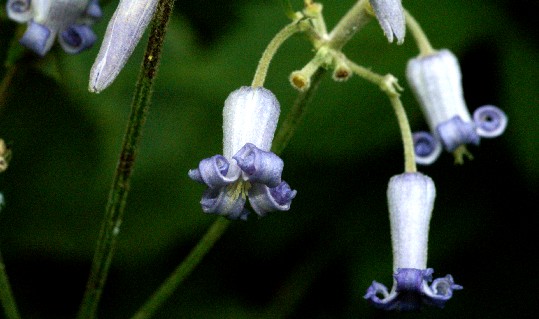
[406, 49, 508, 164]
[188, 86, 297, 220]
[369, 0, 406, 44]
[6, 0, 102, 56]
[364, 172, 462, 310]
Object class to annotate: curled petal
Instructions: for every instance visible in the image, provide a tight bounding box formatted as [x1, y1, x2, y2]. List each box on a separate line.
[188, 155, 240, 188]
[6, 0, 32, 23]
[200, 187, 249, 220]
[89, 0, 159, 93]
[473, 105, 508, 138]
[19, 21, 53, 57]
[436, 116, 480, 152]
[85, 0, 103, 20]
[365, 268, 462, 311]
[223, 86, 280, 158]
[412, 131, 442, 165]
[248, 181, 297, 217]
[233, 143, 283, 188]
[369, 0, 406, 44]
[59, 24, 97, 54]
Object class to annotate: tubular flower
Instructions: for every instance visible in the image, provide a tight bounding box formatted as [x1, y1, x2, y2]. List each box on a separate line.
[364, 173, 462, 311]
[6, 0, 102, 56]
[188, 87, 297, 220]
[406, 49, 507, 164]
[369, 0, 405, 44]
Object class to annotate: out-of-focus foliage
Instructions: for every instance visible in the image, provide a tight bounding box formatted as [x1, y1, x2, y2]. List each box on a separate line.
[0, 0, 537, 318]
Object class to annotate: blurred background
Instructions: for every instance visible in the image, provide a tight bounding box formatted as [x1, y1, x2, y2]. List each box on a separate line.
[0, 0, 538, 318]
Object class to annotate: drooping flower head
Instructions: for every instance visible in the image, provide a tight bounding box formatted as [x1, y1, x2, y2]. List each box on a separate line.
[406, 49, 508, 164]
[188, 86, 297, 220]
[368, 0, 406, 44]
[6, 0, 102, 56]
[364, 172, 462, 310]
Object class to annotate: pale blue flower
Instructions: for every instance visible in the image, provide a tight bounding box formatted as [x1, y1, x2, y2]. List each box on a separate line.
[364, 173, 462, 310]
[407, 49, 508, 164]
[188, 87, 296, 220]
[369, 0, 405, 44]
[6, 0, 101, 56]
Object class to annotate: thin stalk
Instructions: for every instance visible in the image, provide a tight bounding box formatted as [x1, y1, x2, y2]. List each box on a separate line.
[404, 9, 435, 56]
[327, 0, 370, 50]
[76, 1, 175, 318]
[346, 59, 416, 172]
[0, 251, 21, 319]
[251, 20, 306, 88]
[130, 218, 231, 319]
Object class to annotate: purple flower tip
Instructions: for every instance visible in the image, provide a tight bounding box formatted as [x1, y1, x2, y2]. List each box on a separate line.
[412, 131, 442, 165]
[365, 268, 462, 311]
[436, 116, 480, 152]
[473, 105, 508, 138]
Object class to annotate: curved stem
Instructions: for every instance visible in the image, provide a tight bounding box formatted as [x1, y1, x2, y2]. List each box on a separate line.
[76, 1, 175, 318]
[130, 218, 231, 319]
[0, 251, 21, 319]
[346, 59, 416, 172]
[404, 9, 435, 56]
[251, 20, 306, 88]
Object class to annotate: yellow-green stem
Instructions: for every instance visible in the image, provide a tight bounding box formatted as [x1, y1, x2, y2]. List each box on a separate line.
[251, 21, 305, 88]
[404, 9, 435, 56]
[0, 251, 21, 319]
[327, 0, 370, 50]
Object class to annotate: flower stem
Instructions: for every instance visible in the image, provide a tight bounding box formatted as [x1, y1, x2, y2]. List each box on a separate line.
[273, 68, 325, 154]
[0, 251, 21, 319]
[130, 218, 231, 319]
[327, 0, 371, 50]
[345, 59, 417, 172]
[404, 9, 435, 56]
[251, 20, 306, 88]
[76, 1, 175, 318]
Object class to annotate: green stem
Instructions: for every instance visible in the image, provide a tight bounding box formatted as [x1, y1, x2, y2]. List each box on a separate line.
[251, 20, 306, 88]
[130, 218, 231, 319]
[404, 9, 435, 56]
[327, 0, 370, 50]
[273, 68, 325, 154]
[346, 59, 416, 172]
[0, 251, 21, 319]
[76, 1, 175, 318]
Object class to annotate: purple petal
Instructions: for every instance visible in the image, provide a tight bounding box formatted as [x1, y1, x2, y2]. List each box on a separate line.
[233, 143, 283, 187]
[473, 105, 508, 138]
[365, 268, 462, 311]
[412, 131, 442, 165]
[248, 181, 297, 217]
[436, 116, 480, 152]
[85, 0, 103, 20]
[188, 155, 240, 189]
[19, 21, 53, 57]
[200, 187, 249, 220]
[6, 0, 32, 23]
[59, 24, 97, 54]
[369, 0, 406, 44]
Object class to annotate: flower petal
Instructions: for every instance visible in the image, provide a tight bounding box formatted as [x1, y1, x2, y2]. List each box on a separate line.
[6, 0, 32, 23]
[436, 115, 480, 152]
[369, 0, 406, 44]
[188, 155, 241, 189]
[412, 131, 442, 165]
[200, 187, 249, 220]
[59, 24, 97, 54]
[233, 143, 283, 187]
[19, 21, 53, 57]
[473, 105, 508, 138]
[248, 181, 297, 217]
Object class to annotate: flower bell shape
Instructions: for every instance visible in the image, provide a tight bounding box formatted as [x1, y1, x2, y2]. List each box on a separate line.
[89, 0, 159, 93]
[6, 0, 102, 56]
[364, 173, 462, 311]
[369, 0, 405, 44]
[188, 87, 297, 220]
[407, 49, 508, 164]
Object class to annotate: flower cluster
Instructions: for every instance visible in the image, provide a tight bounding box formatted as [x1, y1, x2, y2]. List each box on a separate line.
[188, 87, 297, 220]
[364, 173, 462, 310]
[407, 49, 508, 164]
[6, 0, 102, 56]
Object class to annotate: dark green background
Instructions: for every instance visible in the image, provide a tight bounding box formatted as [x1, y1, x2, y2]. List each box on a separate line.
[1, 0, 538, 318]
